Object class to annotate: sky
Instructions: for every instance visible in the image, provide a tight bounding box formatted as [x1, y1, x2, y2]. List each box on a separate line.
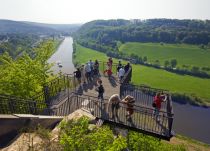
[0, 0, 210, 24]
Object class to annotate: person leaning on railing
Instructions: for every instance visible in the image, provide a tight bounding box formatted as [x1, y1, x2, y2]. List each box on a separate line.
[121, 95, 135, 119]
[152, 92, 167, 122]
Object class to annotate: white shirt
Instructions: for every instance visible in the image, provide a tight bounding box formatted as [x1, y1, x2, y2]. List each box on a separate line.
[119, 68, 125, 77]
[85, 63, 91, 72]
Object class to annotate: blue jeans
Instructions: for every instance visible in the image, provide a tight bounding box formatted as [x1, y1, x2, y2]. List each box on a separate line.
[153, 107, 160, 119]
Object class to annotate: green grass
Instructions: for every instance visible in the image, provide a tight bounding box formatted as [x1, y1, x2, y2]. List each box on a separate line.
[119, 42, 210, 70]
[74, 44, 210, 103]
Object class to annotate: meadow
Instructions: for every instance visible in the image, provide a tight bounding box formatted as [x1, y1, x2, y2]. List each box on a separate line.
[119, 42, 210, 71]
[74, 44, 210, 103]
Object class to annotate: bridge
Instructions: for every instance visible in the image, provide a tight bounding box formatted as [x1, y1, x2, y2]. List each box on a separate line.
[0, 62, 174, 144]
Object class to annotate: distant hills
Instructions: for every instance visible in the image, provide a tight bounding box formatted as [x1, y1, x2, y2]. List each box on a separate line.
[76, 19, 210, 51]
[0, 19, 81, 34]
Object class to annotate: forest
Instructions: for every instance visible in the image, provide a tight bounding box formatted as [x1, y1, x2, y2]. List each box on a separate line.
[74, 19, 210, 78]
[75, 19, 210, 52]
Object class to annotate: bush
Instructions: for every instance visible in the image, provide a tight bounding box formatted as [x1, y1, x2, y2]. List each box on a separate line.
[59, 116, 127, 151]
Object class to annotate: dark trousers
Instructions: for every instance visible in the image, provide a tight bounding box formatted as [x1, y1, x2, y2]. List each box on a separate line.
[98, 93, 104, 100]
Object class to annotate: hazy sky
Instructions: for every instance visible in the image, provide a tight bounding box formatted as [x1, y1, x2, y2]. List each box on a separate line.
[0, 0, 210, 24]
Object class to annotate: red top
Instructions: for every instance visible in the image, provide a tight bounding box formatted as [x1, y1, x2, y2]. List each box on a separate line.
[154, 95, 162, 109]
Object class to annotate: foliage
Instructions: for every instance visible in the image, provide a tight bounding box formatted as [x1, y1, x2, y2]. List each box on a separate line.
[75, 19, 210, 74]
[59, 116, 127, 151]
[164, 60, 170, 68]
[170, 59, 177, 68]
[128, 131, 186, 151]
[0, 40, 55, 98]
[0, 34, 39, 58]
[75, 19, 210, 57]
[59, 116, 188, 150]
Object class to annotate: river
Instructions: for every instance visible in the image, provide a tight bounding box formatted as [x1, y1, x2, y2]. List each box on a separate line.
[48, 37, 75, 74]
[49, 37, 210, 144]
[173, 102, 210, 144]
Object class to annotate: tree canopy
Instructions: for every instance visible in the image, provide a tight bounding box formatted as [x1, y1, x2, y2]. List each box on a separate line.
[0, 40, 55, 98]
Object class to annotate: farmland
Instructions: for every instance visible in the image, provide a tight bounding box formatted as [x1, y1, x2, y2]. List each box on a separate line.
[119, 42, 210, 73]
[74, 44, 210, 103]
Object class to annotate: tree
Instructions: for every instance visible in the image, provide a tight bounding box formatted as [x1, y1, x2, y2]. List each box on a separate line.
[59, 116, 127, 151]
[191, 66, 200, 73]
[0, 40, 55, 98]
[170, 59, 177, 68]
[143, 56, 148, 63]
[154, 59, 160, 67]
[164, 60, 170, 68]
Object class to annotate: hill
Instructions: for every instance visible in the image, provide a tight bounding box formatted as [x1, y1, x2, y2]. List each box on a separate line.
[75, 19, 210, 53]
[22, 21, 81, 34]
[0, 19, 56, 34]
[0, 19, 81, 34]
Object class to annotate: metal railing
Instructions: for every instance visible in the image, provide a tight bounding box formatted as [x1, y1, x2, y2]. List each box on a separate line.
[32, 74, 77, 106]
[0, 74, 77, 115]
[120, 84, 170, 111]
[0, 94, 50, 115]
[51, 93, 172, 139]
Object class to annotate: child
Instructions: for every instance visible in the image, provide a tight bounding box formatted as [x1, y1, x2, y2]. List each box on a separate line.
[96, 79, 104, 101]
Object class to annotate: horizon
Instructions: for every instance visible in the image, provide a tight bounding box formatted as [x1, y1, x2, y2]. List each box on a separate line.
[0, 0, 210, 24]
[1, 17, 210, 25]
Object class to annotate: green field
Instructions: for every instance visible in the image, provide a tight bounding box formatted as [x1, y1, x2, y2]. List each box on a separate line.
[74, 44, 210, 103]
[119, 42, 210, 70]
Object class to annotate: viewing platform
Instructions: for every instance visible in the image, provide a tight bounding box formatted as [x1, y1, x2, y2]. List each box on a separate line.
[0, 62, 174, 147]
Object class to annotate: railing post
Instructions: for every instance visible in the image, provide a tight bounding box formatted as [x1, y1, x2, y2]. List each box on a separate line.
[120, 84, 123, 99]
[167, 94, 174, 137]
[67, 75, 70, 100]
[8, 97, 15, 114]
[44, 85, 50, 107]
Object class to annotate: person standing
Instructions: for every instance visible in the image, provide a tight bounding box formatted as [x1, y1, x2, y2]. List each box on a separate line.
[104, 61, 112, 77]
[94, 60, 99, 76]
[108, 57, 113, 69]
[74, 68, 81, 84]
[96, 79, 104, 101]
[89, 59, 94, 77]
[152, 92, 167, 122]
[118, 67, 125, 81]
[80, 64, 86, 84]
[124, 62, 132, 83]
[124, 62, 131, 73]
[85, 62, 92, 82]
[117, 60, 122, 72]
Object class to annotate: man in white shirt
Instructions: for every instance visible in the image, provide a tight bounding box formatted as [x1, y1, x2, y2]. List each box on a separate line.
[85, 62, 92, 82]
[118, 67, 125, 81]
